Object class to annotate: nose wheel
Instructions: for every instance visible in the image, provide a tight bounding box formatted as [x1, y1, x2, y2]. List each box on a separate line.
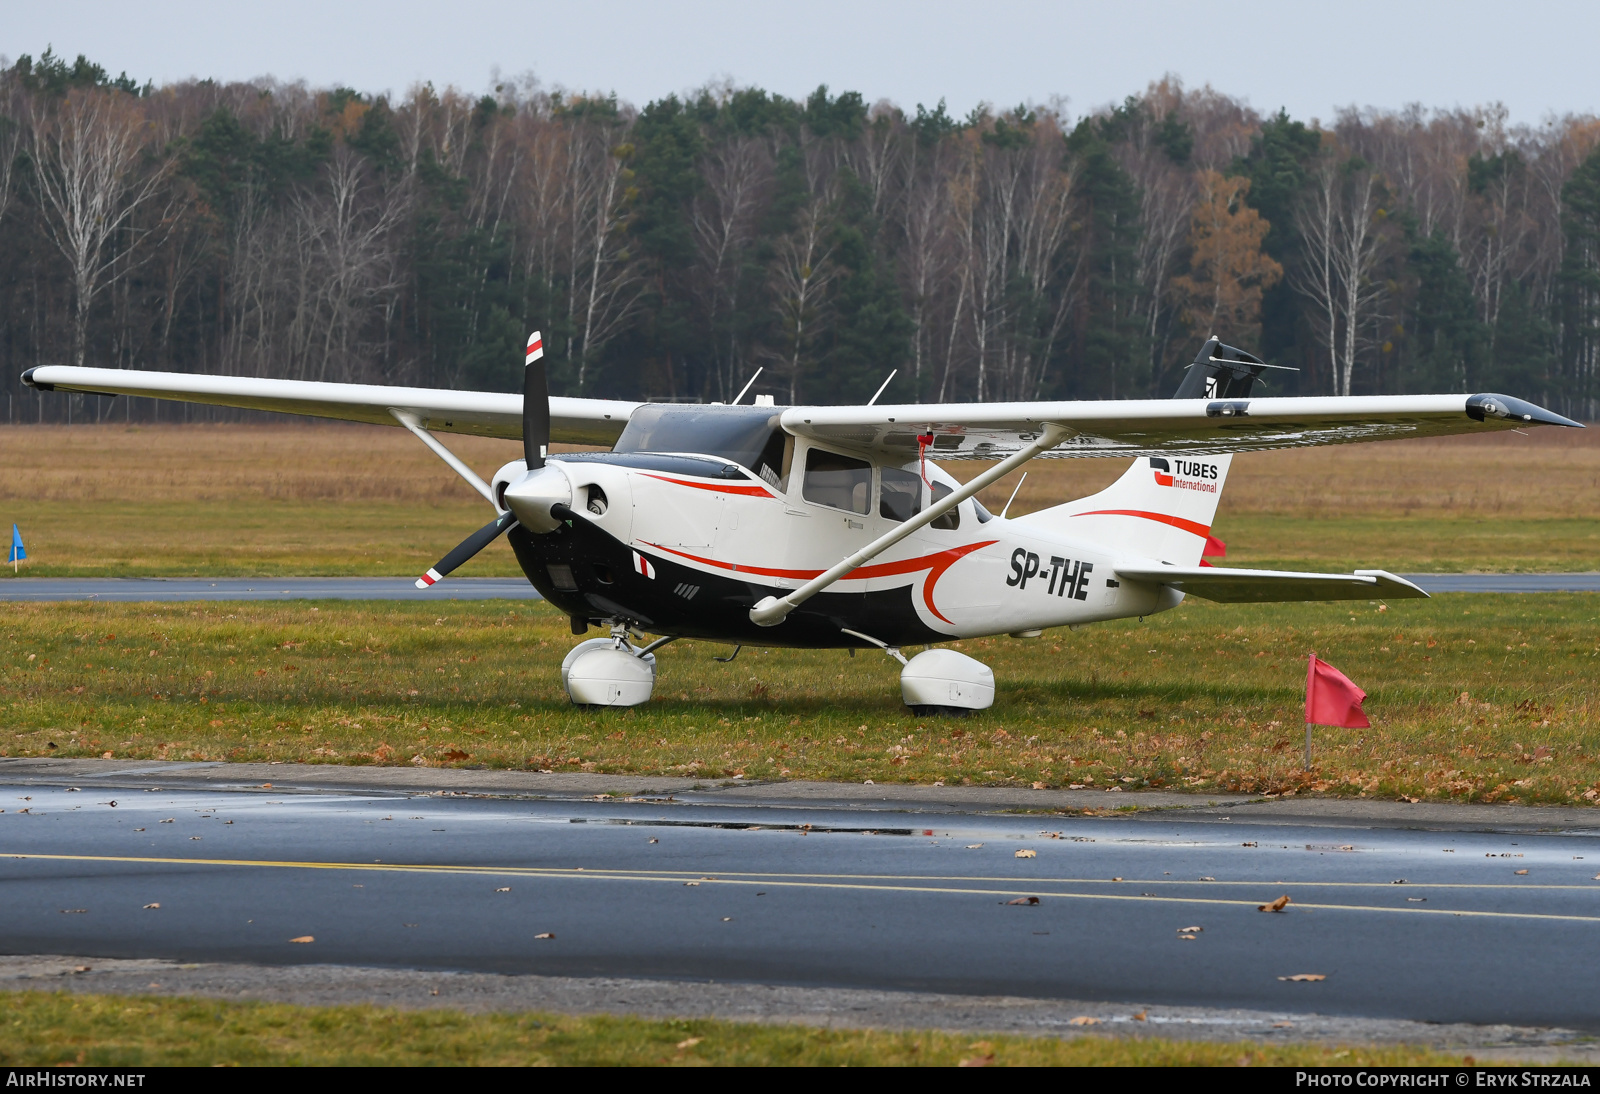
[562, 624, 661, 707]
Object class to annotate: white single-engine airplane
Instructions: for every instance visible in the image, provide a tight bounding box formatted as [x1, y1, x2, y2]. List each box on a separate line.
[23, 334, 1581, 712]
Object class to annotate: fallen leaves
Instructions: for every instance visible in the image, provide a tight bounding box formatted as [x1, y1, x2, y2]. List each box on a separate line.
[1003, 896, 1040, 906]
[1258, 895, 1291, 913]
[288, 936, 314, 944]
[1278, 973, 1325, 982]
[438, 749, 469, 762]
[1014, 849, 1037, 859]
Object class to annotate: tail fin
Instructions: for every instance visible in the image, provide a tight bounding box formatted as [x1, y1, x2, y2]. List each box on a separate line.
[1171, 335, 1296, 399]
[1010, 337, 1289, 564]
[1011, 453, 1232, 565]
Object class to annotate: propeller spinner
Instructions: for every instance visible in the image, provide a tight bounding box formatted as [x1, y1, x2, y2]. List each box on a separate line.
[414, 331, 570, 589]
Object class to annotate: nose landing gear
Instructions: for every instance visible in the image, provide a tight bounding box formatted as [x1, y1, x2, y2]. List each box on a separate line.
[562, 623, 659, 707]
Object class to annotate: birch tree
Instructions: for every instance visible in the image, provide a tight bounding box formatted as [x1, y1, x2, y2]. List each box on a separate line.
[30, 88, 172, 367]
[1292, 156, 1391, 396]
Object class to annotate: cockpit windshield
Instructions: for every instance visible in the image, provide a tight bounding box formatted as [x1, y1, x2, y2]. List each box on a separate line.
[614, 404, 788, 484]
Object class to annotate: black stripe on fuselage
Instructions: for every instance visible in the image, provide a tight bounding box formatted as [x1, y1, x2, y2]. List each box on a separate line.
[507, 519, 948, 649]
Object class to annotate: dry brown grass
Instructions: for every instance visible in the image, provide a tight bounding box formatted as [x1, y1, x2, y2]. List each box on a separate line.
[965, 427, 1600, 519]
[0, 422, 528, 503]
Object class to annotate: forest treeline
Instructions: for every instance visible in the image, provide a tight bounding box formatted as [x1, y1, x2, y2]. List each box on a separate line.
[2, 48, 1600, 423]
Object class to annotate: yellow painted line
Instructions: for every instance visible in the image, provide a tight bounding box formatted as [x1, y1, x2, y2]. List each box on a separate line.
[4, 853, 1594, 890]
[6, 852, 1600, 925]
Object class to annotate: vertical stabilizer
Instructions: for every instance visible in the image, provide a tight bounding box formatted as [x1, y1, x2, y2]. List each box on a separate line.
[1008, 337, 1289, 563]
[1010, 453, 1232, 565]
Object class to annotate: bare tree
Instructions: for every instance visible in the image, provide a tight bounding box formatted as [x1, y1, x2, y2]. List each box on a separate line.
[567, 117, 642, 391]
[30, 88, 173, 367]
[690, 136, 768, 399]
[1292, 154, 1391, 396]
[767, 193, 836, 404]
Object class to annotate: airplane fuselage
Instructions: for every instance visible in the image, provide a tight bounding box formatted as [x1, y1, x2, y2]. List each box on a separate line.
[504, 451, 1175, 649]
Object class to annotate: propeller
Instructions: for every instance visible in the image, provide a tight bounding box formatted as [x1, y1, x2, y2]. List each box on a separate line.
[415, 511, 518, 588]
[524, 330, 549, 469]
[415, 331, 565, 588]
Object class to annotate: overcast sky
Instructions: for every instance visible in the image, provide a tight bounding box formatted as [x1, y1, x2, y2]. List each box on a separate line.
[5, 0, 1596, 126]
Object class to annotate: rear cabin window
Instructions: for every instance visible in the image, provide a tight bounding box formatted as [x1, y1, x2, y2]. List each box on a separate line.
[880, 467, 922, 523]
[930, 481, 960, 530]
[803, 448, 872, 515]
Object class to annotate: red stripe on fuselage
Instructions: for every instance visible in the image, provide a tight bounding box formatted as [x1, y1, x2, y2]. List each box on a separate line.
[1070, 509, 1210, 538]
[643, 540, 996, 625]
[640, 473, 773, 497]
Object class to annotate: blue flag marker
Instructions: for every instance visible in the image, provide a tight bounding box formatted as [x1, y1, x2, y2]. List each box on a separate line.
[9, 524, 24, 571]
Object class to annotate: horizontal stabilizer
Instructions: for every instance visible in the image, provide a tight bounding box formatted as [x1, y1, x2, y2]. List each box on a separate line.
[1114, 566, 1428, 603]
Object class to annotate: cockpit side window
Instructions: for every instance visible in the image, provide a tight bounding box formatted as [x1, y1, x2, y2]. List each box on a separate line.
[880, 466, 922, 523]
[803, 448, 873, 515]
[755, 429, 793, 491]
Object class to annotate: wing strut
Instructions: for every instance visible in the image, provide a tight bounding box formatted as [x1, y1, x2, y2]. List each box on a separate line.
[749, 424, 1066, 627]
[389, 409, 498, 507]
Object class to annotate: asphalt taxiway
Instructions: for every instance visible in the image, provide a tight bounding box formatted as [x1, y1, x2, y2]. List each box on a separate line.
[2, 759, 1598, 1049]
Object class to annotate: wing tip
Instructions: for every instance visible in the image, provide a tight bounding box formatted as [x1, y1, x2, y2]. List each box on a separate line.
[1356, 570, 1431, 598]
[1467, 393, 1584, 430]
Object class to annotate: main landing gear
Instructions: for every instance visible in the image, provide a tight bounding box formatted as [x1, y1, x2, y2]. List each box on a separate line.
[558, 626, 996, 715]
[899, 648, 995, 716]
[841, 629, 996, 716]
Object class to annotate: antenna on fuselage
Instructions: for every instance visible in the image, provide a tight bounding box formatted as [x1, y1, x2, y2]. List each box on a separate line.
[999, 472, 1028, 519]
[732, 368, 763, 405]
[866, 369, 898, 406]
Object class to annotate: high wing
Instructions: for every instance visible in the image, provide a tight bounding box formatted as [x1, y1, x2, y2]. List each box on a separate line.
[21, 365, 639, 447]
[1115, 566, 1429, 603]
[782, 392, 1580, 459]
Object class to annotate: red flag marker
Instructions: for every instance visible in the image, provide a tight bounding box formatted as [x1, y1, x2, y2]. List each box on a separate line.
[1303, 653, 1369, 770]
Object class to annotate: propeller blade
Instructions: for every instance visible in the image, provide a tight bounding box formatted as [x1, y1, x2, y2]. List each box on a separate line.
[524, 330, 549, 471]
[416, 512, 518, 588]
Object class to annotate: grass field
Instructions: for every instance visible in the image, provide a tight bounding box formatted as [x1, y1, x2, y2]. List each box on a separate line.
[3, 592, 1595, 805]
[0, 990, 1470, 1066]
[1, 422, 1596, 576]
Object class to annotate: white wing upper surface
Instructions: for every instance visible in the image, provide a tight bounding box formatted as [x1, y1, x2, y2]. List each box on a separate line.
[781, 393, 1580, 459]
[22, 366, 639, 447]
[23, 366, 1579, 457]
